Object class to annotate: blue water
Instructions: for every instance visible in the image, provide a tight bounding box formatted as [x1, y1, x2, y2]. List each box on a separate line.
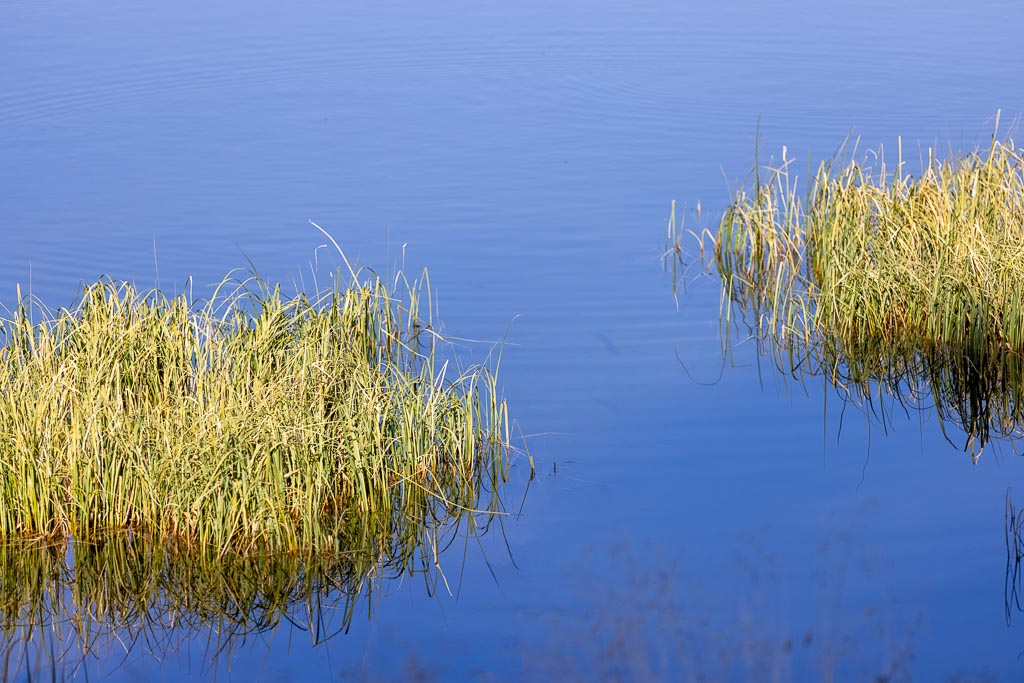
[3, 0, 1024, 679]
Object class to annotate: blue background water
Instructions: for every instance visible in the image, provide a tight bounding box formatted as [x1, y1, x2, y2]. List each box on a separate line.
[3, 1, 1024, 679]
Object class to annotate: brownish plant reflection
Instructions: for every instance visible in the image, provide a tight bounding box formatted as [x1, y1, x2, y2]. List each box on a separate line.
[0, 486, 513, 680]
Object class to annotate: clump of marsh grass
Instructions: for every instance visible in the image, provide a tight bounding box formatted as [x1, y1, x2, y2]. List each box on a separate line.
[676, 114, 1024, 459]
[0, 260, 515, 553]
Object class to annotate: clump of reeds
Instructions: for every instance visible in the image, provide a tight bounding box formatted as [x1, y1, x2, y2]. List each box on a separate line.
[681, 115, 1024, 458]
[0, 263, 512, 552]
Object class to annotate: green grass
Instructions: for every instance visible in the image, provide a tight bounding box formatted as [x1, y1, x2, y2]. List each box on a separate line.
[673, 114, 1024, 458]
[0, 258, 516, 552]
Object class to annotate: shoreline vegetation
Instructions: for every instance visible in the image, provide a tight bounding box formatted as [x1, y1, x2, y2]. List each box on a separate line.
[0, 257, 520, 553]
[671, 114, 1024, 459]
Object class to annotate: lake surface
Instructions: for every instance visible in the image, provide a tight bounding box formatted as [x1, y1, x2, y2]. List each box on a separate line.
[3, 1, 1024, 680]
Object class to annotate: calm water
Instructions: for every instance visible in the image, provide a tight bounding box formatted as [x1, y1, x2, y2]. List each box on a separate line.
[3, 1, 1024, 679]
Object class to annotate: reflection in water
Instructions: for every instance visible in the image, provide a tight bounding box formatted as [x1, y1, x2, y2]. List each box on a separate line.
[669, 131, 1024, 459]
[0, 487, 513, 680]
[1006, 492, 1024, 623]
[337, 532, 928, 682]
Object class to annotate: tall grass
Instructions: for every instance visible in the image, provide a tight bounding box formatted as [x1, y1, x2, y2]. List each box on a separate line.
[0, 263, 514, 552]
[674, 115, 1024, 458]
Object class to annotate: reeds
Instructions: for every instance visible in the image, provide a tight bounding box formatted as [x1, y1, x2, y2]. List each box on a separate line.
[0, 264, 513, 552]
[679, 115, 1024, 458]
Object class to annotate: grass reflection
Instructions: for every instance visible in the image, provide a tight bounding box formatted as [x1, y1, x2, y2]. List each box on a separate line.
[0, 487, 508, 680]
[1005, 491, 1024, 623]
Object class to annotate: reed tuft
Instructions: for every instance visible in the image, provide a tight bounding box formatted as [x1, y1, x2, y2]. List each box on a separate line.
[677, 115, 1024, 458]
[0, 266, 512, 551]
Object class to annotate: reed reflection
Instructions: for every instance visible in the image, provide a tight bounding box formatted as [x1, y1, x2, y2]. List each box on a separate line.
[0, 490, 509, 680]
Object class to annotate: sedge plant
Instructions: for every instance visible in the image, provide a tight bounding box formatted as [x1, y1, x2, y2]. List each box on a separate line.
[674, 113, 1024, 458]
[0, 260, 513, 552]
